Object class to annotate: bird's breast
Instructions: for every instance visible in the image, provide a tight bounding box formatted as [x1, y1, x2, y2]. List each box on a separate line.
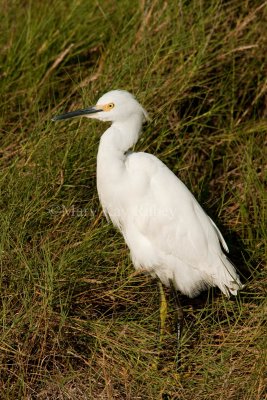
[97, 163, 151, 231]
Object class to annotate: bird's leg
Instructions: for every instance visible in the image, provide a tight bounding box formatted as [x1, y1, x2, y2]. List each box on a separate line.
[151, 281, 168, 370]
[169, 280, 184, 365]
[158, 281, 168, 344]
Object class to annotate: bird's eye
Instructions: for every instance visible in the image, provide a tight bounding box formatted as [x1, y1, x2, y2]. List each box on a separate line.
[102, 102, 115, 112]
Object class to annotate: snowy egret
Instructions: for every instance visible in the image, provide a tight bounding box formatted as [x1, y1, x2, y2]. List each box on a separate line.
[52, 90, 242, 346]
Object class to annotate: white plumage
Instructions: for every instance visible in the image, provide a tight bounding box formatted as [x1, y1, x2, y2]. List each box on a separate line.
[53, 89, 242, 298]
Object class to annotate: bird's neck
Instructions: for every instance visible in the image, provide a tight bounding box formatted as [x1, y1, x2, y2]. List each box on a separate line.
[96, 115, 143, 211]
[97, 115, 143, 170]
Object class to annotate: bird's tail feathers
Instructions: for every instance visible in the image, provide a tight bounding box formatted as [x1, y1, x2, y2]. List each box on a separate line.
[218, 255, 243, 297]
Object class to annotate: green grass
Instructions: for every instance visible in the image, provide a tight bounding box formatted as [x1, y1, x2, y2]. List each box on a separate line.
[0, 0, 266, 399]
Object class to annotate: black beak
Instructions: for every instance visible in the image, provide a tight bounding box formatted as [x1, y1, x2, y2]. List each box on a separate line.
[52, 106, 102, 121]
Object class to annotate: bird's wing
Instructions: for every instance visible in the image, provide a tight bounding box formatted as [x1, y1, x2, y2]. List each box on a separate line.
[125, 152, 225, 269]
[208, 216, 229, 253]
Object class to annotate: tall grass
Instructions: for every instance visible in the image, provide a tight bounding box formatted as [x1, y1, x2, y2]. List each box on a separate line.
[0, 1, 266, 399]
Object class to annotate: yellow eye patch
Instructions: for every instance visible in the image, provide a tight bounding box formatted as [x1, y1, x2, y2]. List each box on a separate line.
[102, 103, 115, 112]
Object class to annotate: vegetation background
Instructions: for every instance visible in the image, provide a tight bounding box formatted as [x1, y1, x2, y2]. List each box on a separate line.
[0, 0, 266, 399]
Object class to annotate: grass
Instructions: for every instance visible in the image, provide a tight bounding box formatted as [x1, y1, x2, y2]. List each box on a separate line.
[0, 0, 266, 398]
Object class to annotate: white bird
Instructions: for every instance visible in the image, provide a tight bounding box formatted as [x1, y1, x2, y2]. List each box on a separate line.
[52, 90, 242, 341]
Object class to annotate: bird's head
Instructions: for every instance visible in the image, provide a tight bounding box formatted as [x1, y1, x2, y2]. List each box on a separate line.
[52, 90, 149, 124]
